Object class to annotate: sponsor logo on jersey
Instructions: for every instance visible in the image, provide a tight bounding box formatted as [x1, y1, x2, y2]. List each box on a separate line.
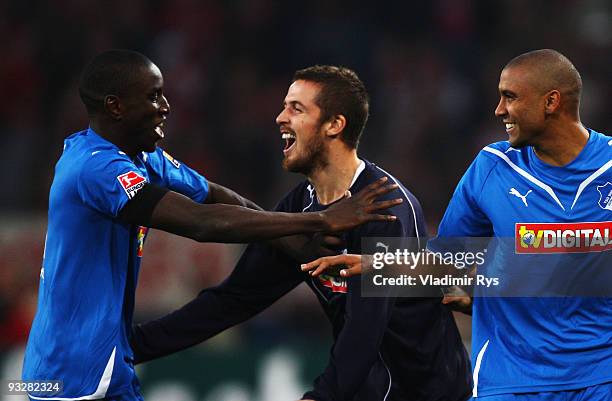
[117, 171, 146, 199]
[319, 274, 348, 293]
[163, 150, 181, 168]
[516, 222, 612, 253]
[596, 182, 612, 210]
[136, 226, 148, 257]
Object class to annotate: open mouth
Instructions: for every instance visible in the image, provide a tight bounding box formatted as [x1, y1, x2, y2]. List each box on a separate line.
[505, 122, 516, 133]
[282, 131, 296, 154]
[155, 121, 165, 139]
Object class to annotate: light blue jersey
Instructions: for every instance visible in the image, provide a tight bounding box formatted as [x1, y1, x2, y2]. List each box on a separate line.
[22, 128, 208, 399]
[430, 129, 612, 397]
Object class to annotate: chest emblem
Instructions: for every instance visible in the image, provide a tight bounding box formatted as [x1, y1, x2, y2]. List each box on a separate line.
[509, 187, 532, 207]
[596, 183, 612, 210]
[318, 274, 347, 293]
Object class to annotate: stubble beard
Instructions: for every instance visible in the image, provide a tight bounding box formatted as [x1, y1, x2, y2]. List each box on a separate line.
[282, 132, 328, 177]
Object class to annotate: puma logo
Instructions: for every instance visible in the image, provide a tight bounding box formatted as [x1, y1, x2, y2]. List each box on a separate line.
[509, 188, 532, 207]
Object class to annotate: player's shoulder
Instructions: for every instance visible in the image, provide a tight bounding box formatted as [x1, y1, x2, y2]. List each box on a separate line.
[466, 140, 518, 175]
[357, 160, 426, 234]
[275, 180, 313, 212]
[73, 135, 136, 183]
[60, 129, 127, 172]
[478, 140, 519, 160]
[359, 160, 419, 203]
[588, 129, 612, 152]
[142, 147, 182, 169]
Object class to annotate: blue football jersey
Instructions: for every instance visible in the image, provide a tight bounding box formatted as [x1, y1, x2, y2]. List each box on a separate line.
[22, 128, 208, 399]
[430, 129, 612, 397]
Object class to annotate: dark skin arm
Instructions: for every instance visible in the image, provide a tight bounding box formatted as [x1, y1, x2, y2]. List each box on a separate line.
[119, 177, 402, 243]
[204, 181, 344, 260]
[204, 181, 264, 211]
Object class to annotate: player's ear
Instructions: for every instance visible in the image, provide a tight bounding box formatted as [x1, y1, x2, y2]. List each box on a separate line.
[324, 114, 346, 139]
[544, 90, 561, 115]
[104, 95, 123, 120]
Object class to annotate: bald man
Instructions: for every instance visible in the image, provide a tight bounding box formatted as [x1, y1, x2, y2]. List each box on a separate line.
[303, 49, 612, 400]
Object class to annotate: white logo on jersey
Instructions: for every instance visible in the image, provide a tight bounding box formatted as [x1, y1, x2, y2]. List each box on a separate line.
[509, 187, 532, 207]
[376, 242, 389, 253]
[596, 183, 612, 210]
[505, 147, 521, 153]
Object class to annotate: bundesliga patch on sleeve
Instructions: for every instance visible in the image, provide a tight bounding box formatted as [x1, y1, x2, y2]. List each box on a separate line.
[162, 150, 181, 168]
[117, 171, 147, 199]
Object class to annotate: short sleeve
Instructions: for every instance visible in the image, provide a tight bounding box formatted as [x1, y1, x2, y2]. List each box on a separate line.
[77, 154, 146, 218]
[144, 148, 209, 203]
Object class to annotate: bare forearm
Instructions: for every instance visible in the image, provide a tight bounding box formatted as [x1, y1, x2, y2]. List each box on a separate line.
[150, 193, 327, 243]
[206, 182, 263, 210]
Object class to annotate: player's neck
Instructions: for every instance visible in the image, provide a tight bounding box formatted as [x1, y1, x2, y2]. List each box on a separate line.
[308, 149, 360, 205]
[90, 120, 139, 158]
[532, 120, 589, 167]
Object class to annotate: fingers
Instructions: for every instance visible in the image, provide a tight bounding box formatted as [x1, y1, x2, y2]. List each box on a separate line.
[442, 295, 473, 314]
[365, 198, 403, 212]
[355, 177, 389, 200]
[364, 213, 397, 222]
[320, 234, 344, 248]
[366, 183, 400, 201]
[301, 254, 358, 277]
[442, 296, 465, 305]
[311, 261, 333, 277]
[339, 264, 362, 277]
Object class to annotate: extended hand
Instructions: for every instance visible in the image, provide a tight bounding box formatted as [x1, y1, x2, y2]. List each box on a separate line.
[322, 177, 401, 232]
[301, 253, 366, 277]
[442, 286, 473, 315]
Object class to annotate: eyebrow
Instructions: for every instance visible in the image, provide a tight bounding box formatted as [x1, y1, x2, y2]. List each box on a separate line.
[283, 100, 306, 109]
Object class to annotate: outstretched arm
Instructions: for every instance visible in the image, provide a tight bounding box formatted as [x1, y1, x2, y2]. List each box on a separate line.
[205, 181, 264, 211]
[119, 177, 401, 243]
[302, 254, 473, 315]
[131, 242, 304, 363]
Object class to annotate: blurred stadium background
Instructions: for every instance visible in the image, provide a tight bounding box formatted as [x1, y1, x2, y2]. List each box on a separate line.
[0, 0, 610, 400]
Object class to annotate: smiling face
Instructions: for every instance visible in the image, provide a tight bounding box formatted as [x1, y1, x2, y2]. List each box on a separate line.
[119, 63, 170, 154]
[494, 66, 548, 148]
[276, 80, 328, 175]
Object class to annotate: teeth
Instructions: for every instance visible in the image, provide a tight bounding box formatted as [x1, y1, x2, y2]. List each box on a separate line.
[155, 126, 164, 138]
[282, 132, 296, 139]
[505, 123, 516, 130]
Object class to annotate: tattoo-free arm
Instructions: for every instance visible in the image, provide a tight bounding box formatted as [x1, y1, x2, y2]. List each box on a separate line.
[205, 181, 263, 211]
[119, 177, 401, 243]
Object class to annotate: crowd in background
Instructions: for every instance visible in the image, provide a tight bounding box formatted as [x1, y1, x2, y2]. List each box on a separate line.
[0, 0, 610, 356]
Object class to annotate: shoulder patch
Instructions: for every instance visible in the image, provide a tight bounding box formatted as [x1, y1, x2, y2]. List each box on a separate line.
[163, 150, 181, 168]
[117, 171, 146, 199]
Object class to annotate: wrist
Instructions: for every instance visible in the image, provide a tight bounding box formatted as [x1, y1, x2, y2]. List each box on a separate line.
[316, 211, 328, 231]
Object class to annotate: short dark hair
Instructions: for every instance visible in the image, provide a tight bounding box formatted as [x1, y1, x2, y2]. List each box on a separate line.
[504, 49, 582, 115]
[78, 49, 153, 115]
[293, 65, 369, 149]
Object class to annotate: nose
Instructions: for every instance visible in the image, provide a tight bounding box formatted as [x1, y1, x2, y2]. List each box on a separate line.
[494, 97, 506, 118]
[160, 95, 171, 115]
[275, 107, 288, 126]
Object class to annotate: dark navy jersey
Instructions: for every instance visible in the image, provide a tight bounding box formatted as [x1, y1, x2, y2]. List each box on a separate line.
[131, 160, 471, 401]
